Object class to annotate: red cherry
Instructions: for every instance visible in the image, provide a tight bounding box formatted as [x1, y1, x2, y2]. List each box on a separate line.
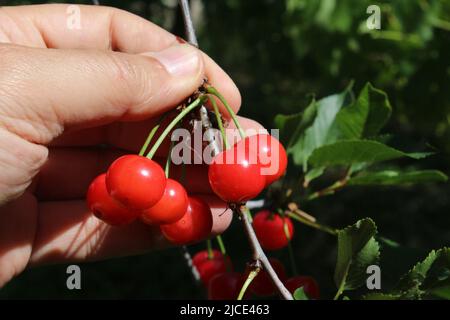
[106, 155, 166, 210]
[160, 196, 213, 245]
[192, 250, 233, 286]
[141, 179, 188, 225]
[208, 272, 246, 300]
[253, 210, 294, 250]
[236, 134, 288, 186]
[86, 174, 139, 226]
[248, 258, 287, 297]
[208, 147, 266, 203]
[285, 276, 320, 299]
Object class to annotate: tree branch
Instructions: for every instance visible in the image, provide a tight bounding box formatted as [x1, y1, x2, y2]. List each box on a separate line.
[178, 0, 220, 157]
[237, 205, 294, 300]
[179, 0, 198, 47]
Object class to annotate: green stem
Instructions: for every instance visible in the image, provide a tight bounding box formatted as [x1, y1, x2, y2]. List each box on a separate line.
[237, 268, 260, 300]
[279, 209, 298, 275]
[334, 280, 346, 300]
[307, 170, 351, 201]
[146, 96, 205, 159]
[286, 212, 337, 236]
[216, 235, 226, 255]
[139, 113, 170, 156]
[206, 86, 245, 139]
[139, 125, 159, 156]
[164, 140, 175, 178]
[206, 239, 213, 259]
[208, 95, 230, 150]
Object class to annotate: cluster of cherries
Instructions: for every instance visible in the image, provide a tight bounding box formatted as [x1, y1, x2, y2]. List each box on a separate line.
[87, 154, 212, 244]
[86, 131, 290, 246]
[192, 245, 320, 300]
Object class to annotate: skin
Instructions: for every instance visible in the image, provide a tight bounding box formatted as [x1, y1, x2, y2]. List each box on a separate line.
[0, 4, 263, 287]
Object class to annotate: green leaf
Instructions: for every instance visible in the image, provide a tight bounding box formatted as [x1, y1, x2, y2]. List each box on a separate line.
[362, 84, 392, 137]
[348, 170, 448, 186]
[334, 218, 380, 296]
[327, 83, 391, 142]
[309, 140, 433, 167]
[395, 248, 450, 299]
[289, 85, 353, 169]
[274, 98, 318, 148]
[293, 287, 309, 300]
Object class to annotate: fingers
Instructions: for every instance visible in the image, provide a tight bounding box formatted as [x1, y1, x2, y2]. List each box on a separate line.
[29, 198, 232, 266]
[0, 43, 205, 144]
[0, 4, 241, 114]
[0, 192, 38, 287]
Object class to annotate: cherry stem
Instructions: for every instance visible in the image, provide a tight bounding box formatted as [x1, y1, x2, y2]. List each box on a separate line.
[285, 211, 337, 236]
[237, 267, 260, 300]
[208, 95, 230, 150]
[139, 125, 159, 156]
[139, 112, 171, 156]
[206, 86, 245, 139]
[146, 96, 205, 159]
[206, 239, 213, 259]
[164, 140, 175, 178]
[278, 209, 298, 276]
[238, 205, 293, 300]
[215, 235, 227, 256]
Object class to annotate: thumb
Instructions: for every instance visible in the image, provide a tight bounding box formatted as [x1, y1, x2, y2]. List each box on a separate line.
[0, 43, 204, 144]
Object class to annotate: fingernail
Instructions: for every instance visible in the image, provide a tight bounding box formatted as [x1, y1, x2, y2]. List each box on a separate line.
[147, 45, 200, 77]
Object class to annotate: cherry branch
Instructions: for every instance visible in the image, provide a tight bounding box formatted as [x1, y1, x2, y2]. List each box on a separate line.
[178, 0, 221, 158]
[237, 205, 294, 300]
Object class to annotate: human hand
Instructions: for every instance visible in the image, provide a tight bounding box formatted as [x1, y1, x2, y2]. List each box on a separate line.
[0, 4, 261, 287]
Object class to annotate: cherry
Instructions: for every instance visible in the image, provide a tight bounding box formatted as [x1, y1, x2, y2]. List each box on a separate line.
[208, 272, 246, 300]
[253, 210, 294, 250]
[285, 276, 320, 300]
[193, 250, 233, 287]
[106, 155, 166, 210]
[248, 258, 287, 297]
[160, 196, 213, 245]
[86, 174, 140, 226]
[208, 147, 266, 203]
[235, 134, 288, 186]
[141, 179, 188, 225]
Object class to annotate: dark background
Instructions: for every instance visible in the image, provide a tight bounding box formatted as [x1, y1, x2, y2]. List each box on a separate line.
[0, 0, 449, 299]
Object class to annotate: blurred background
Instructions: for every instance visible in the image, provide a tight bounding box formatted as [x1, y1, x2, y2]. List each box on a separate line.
[0, 0, 449, 299]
